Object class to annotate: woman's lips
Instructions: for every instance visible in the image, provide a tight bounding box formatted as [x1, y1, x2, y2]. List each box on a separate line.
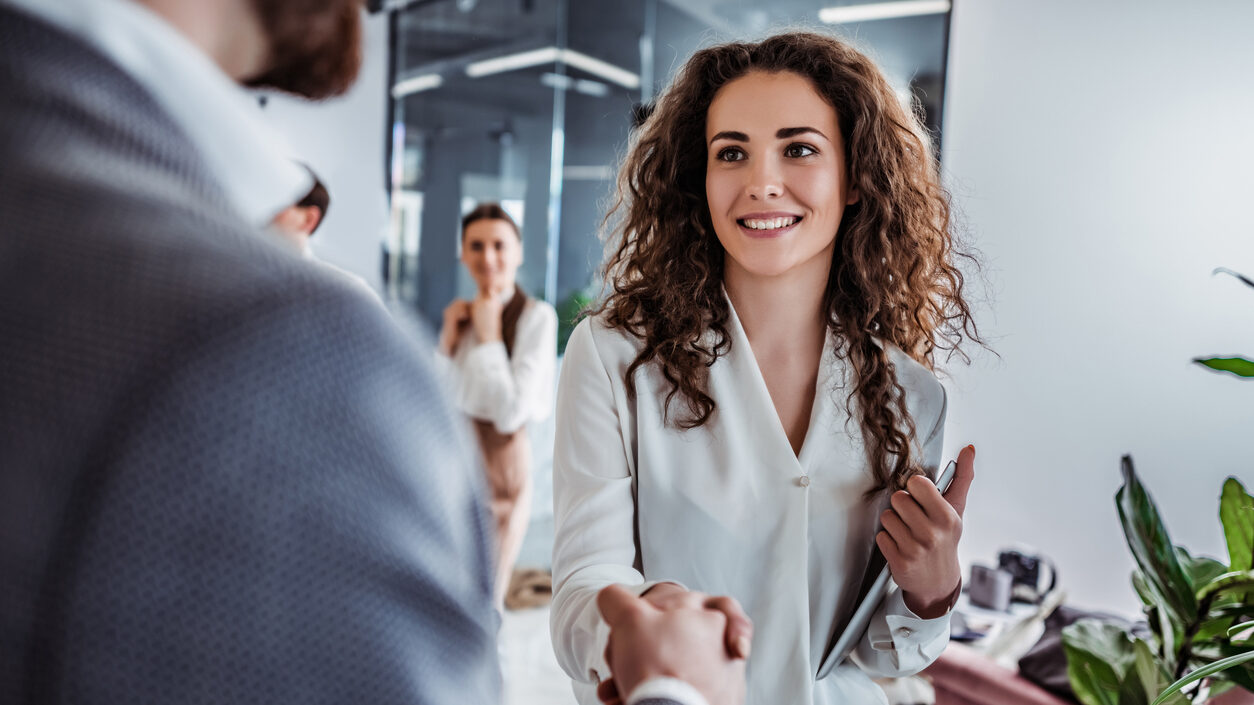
[737, 215, 802, 239]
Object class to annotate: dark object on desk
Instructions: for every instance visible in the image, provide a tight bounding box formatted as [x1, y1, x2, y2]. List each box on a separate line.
[999, 549, 1058, 604]
[1018, 606, 1144, 703]
[928, 642, 1074, 705]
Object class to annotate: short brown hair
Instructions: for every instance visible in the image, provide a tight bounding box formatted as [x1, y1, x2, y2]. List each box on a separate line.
[295, 169, 330, 235]
[461, 203, 520, 240]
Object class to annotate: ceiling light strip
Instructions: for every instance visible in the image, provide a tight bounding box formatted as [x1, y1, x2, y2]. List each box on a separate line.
[818, 0, 951, 24]
[465, 47, 561, 78]
[558, 49, 639, 89]
[466, 46, 639, 90]
[391, 73, 443, 97]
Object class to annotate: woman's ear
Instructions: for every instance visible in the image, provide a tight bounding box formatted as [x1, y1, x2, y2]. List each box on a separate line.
[845, 187, 860, 206]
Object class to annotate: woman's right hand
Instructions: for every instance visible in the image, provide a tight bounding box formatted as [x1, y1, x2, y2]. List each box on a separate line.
[438, 299, 471, 355]
[640, 583, 754, 660]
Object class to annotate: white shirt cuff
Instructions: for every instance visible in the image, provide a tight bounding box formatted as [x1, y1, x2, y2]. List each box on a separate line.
[872, 588, 951, 653]
[627, 677, 710, 705]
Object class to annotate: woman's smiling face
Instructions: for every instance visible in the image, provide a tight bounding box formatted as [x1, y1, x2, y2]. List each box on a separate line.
[705, 70, 858, 282]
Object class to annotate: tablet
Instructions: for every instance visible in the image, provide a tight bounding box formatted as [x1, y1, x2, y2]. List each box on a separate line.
[815, 459, 958, 679]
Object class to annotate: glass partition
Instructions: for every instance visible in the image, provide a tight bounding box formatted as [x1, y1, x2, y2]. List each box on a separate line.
[384, 0, 952, 344]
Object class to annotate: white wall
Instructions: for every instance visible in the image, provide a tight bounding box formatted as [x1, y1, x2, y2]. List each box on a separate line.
[941, 0, 1254, 616]
[254, 12, 391, 290]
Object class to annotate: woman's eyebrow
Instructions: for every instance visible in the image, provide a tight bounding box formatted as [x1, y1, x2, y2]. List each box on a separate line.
[708, 127, 828, 144]
[709, 130, 749, 144]
[777, 126, 827, 140]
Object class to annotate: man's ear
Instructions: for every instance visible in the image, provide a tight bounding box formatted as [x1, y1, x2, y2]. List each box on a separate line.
[305, 207, 323, 235]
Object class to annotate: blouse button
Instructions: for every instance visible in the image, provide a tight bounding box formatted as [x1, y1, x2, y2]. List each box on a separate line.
[799, 475, 811, 487]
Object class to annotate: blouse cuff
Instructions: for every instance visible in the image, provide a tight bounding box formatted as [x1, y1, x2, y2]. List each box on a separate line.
[869, 588, 951, 655]
[627, 677, 710, 705]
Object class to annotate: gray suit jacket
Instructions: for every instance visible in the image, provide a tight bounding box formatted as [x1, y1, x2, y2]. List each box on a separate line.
[0, 7, 500, 704]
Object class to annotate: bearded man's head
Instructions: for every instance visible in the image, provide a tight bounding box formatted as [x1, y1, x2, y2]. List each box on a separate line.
[244, 0, 363, 99]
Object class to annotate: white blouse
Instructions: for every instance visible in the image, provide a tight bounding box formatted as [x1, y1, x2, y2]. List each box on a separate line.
[550, 302, 951, 705]
[438, 300, 557, 433]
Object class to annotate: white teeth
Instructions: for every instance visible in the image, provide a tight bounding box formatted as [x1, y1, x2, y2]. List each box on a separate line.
[742, 217, 798, 230]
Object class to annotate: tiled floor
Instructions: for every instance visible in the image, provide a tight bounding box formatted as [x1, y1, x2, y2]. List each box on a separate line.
[500, 605, 576, 705]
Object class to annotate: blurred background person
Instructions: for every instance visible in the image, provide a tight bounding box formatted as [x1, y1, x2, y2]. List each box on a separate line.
[272, 163, 380, 301]
[438, 203, 557, 606]
[271, 164, 330, 256]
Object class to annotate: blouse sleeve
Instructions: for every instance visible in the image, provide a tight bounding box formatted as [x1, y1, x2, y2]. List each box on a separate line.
[851, 384, 952, 678]
[454, 303, 557, 434]
[549, 320, 676, 685]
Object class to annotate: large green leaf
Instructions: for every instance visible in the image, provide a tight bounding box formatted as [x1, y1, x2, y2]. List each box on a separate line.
[1132, 569, 1157, 609]
[1117, 655, 1149, 705]
[1212, 659, 1254, 691]
[1194, 357, 1254, 377]
[1175, 548, 1229, 589]
[1220, 477, 1254, 572]
[1193, 614, 1237, 642]
[1132, 570, 1176, 659]
[1206, 643, 1254, 691]
[1210, 603, 1254, 621]
[1196, 571, 1254, 604]
[1151, 651, 1254, 705]
[1217, 664, 1254, 692]
[1117, 456, 1197, 625]
[1064, 620, 1137, 705]
[1127, 638, 1188, 705]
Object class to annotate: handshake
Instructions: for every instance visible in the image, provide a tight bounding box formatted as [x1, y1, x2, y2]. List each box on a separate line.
[595, 583, 753, 705]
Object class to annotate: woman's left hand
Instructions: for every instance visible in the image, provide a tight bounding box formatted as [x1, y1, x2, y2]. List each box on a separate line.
[470, 294, 504, 343]
[876, 444, 975, 619]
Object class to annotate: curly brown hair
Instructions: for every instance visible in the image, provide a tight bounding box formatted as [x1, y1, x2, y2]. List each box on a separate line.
[592, 32, 981, 495]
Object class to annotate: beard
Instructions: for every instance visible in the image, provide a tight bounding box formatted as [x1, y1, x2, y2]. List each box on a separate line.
[244, 1, 363, 100]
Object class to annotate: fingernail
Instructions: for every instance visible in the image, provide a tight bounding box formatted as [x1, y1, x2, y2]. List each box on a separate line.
[736, 635, 752, 660]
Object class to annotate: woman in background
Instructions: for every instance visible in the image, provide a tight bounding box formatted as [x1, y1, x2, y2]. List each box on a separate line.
[439, 203, 557, 605]
[550, 33, 981, 705]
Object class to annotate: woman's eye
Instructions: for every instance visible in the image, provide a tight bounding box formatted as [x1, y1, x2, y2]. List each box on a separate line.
[785, 143, 817, 158]
[716, 147, 746, 162]
[470, 243, 483, 252]
[494, 243, 504, 251]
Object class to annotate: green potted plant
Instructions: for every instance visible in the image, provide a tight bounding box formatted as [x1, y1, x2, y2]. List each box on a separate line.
[1062, 459, 1253, 704]
[1194, 268, 1254, 379]
[1062, 266, 1254, 704]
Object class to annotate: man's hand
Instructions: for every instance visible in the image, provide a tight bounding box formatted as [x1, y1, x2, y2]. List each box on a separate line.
[596, 584, 749, 705]
[640, 583, 753, 660]
[877, 444, 976, 618]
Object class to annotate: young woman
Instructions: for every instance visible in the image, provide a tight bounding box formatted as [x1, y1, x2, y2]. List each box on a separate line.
[550, 33, 981, 705]
[438, 203, 557, 605]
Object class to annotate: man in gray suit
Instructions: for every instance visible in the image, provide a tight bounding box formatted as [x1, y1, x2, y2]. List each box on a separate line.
[0, 1, 745, 704]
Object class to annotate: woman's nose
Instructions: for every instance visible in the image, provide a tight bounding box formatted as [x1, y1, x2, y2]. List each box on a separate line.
[745, 158, 783, 200]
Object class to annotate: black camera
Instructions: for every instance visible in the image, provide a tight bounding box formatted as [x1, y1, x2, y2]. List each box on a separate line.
[997, 549, 1057, 603]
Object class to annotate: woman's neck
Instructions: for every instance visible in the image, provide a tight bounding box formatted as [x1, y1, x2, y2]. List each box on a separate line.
[723, 250, 830, 347]
[479, 281, 516, 302]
